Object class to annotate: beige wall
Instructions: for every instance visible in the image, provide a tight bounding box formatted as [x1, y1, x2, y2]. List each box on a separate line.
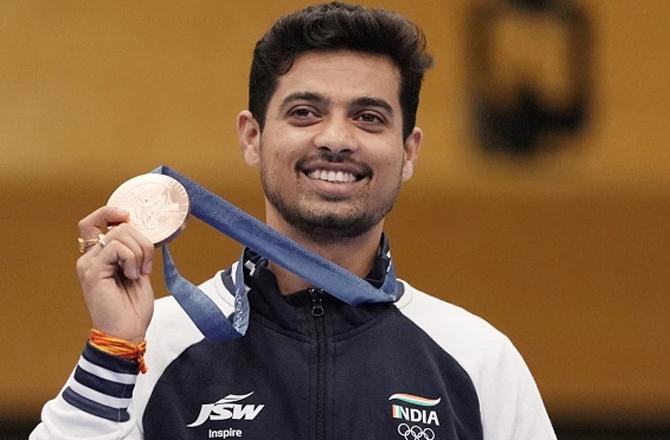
[1, 0, 669, 423]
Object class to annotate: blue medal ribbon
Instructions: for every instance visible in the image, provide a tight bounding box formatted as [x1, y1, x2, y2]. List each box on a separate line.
[152, 165, 403, 341]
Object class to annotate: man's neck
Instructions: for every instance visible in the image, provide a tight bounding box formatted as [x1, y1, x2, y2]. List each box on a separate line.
[265, 217, 384, 295]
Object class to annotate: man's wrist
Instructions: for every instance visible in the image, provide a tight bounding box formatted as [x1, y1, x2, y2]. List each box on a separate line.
[61, 341, 140, 422]
[88, 328, 148, 374]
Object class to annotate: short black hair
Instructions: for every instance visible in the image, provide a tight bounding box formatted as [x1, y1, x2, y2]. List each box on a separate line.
[248, 2, 433, 140]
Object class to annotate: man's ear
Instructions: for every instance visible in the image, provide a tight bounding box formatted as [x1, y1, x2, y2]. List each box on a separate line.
[401, 127, 423, 182]
[237, 110, 261, 166]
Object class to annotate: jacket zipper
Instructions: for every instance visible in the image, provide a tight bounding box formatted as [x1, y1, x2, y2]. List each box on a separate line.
[310, 288, 326, 440]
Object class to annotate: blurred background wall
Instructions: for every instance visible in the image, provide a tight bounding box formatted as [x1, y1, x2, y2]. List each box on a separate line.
[1, 0, 668, 438]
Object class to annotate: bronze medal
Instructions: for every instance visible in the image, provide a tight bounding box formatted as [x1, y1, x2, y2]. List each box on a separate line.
[107, 174, 190, 246]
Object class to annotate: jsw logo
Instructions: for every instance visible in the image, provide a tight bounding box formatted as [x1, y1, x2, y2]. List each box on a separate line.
[187, 392, 265, 427]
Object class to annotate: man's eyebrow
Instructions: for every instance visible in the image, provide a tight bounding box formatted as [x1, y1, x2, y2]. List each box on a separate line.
[350, 96, 394, 115]
[280, 92, 330, 109]
[279, 93, 394, 115]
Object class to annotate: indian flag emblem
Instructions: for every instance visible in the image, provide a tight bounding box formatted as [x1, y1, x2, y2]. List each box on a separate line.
[389, 393, 442, 426]
[389, 393, 442, 407]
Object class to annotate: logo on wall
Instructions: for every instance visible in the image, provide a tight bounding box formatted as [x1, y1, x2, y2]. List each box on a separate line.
[467, 0, 592, 155]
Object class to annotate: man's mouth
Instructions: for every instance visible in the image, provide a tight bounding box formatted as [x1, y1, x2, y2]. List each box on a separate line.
[298, 155, 371, 185]
[305, 169, 360, 184]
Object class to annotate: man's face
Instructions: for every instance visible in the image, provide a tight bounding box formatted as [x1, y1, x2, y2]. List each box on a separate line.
[239, 50, 422, 241]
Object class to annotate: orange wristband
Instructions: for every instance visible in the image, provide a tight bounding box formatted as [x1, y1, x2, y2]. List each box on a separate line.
[89, 329, 148, 374]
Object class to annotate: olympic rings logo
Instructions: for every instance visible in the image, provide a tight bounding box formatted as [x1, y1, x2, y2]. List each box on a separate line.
[397, 423, 435, 440]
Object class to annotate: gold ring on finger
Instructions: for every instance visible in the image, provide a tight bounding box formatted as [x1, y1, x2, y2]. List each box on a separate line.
[78, 237, 99, 254]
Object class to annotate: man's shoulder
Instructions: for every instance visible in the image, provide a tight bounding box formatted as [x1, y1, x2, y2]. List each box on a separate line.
[395, 280, 517, 377]
[396, 281, 556, 439]
[397, 280, 508, 344]
[144, 268, 237, 376]
[150, 268, 236, 333]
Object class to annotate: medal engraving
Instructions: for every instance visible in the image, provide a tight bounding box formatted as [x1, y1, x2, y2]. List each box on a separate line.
[107, 174, 190, 245]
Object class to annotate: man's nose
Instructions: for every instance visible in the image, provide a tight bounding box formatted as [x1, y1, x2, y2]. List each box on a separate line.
[312, 115, 358, 154]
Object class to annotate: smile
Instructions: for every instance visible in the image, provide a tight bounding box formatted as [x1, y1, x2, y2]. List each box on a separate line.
[306, 169, 359, 184]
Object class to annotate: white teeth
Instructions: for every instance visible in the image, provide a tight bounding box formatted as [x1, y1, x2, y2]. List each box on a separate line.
[307, 169, 357, 183]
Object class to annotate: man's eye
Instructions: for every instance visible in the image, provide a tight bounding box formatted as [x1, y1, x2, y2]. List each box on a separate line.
[290, 107, 317, 118]
[356, 112, 384, 124]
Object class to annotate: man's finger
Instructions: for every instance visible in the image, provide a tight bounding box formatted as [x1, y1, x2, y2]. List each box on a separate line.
[78, 206, 130, 240]
[98, 241, 141, 280]
[100, 224, 154, 275]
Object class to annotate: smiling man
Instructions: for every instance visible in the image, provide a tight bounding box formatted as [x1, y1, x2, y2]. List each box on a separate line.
[32, 3, 556, 439]
[237, 49, 422, 293]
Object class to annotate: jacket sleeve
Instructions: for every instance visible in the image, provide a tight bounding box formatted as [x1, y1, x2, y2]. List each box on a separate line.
[29, 343, 143, 440]
[476, 335, 557, 440]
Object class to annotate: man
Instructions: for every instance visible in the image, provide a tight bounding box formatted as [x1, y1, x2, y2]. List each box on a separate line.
[32, 2, 556, 439]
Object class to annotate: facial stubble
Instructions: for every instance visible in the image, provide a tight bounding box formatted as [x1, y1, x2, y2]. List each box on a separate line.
[260, 155, 403, 243]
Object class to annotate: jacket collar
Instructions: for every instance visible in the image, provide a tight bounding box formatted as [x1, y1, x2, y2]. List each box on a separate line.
[231, 234, 400, 337]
